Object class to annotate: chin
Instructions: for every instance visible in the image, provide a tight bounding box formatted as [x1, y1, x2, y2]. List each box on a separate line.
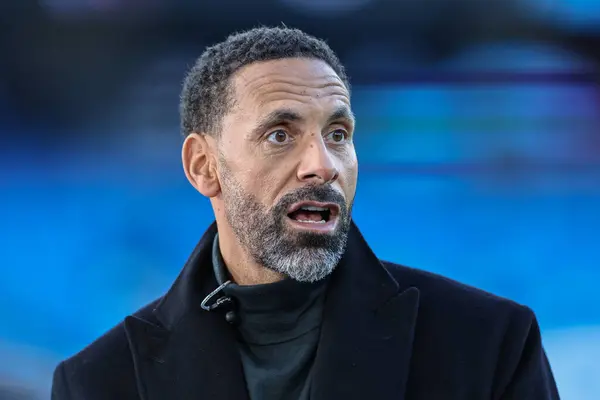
[265, 246, 343, 283]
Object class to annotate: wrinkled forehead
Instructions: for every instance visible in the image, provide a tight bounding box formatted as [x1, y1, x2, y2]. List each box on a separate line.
[230, 58, 351, 117]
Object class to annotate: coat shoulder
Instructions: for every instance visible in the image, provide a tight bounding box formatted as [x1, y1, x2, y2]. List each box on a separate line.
[381, 260, 533, 319]
[379, 262, 558, 398]
[380, 262, 544, 395]
[53, 299, 161, 399]
[380, 260, 539, 354]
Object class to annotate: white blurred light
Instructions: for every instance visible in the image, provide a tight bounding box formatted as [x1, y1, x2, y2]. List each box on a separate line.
[280, 0, 375, 14]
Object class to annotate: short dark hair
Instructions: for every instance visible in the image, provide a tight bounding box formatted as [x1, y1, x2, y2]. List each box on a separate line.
[179, 26, 349, 137]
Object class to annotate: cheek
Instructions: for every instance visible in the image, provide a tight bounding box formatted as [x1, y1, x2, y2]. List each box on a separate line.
[345, 168, 359, 198]
[236, 167, 281, 206]
[339, 152, 359, 200]
[253, 159, 297, 199]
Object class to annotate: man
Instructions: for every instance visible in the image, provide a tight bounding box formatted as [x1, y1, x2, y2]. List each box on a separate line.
[51, 27, 559, 399]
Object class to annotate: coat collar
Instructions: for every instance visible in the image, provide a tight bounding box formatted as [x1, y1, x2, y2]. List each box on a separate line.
[124, 221, 420, 400]
[309, 223, 420, 399]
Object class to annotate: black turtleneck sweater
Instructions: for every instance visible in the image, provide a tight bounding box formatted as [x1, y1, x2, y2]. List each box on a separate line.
[212, 234, 327, 400]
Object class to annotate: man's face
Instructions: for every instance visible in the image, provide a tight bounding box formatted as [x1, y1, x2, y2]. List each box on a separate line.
[216, 57, 358, 282]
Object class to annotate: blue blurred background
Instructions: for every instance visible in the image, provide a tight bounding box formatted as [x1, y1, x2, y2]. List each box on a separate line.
[1, 0, 599, 398]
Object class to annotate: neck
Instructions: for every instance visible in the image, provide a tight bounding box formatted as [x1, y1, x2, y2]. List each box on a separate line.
[215, 220, 285, 286]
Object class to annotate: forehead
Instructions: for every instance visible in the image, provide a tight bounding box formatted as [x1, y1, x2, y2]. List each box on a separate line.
[230, 58, 350, 117]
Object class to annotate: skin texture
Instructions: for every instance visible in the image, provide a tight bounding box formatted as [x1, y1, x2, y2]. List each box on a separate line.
[182, 58, 358, 285]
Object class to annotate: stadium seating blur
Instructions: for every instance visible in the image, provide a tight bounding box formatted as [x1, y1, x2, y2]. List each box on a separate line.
[1, 1, 599, 398]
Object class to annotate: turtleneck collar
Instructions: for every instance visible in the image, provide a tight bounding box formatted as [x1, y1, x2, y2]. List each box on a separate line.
[211, 233, 328, 344]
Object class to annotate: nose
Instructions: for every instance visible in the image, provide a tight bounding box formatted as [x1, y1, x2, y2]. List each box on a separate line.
[297, 137, 339, 184]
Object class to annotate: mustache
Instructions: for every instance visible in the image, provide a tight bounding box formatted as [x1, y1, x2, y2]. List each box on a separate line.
[273, 185, 347, 214]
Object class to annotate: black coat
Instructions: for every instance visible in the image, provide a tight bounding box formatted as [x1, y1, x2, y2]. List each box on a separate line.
[51, 222, 559, 399]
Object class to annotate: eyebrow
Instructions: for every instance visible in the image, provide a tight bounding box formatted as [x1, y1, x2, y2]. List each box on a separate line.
[327, 105, 355, 126]
[251, 105, 355, 137]
[251, 108, 304, 137]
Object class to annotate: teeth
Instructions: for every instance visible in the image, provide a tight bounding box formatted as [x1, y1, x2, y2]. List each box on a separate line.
[296, 219, 326, 224]
[299, 206, 328, 211]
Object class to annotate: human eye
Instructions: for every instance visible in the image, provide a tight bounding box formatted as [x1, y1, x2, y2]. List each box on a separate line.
[324, 129, 349, 144]
[266, 129, 293, 145]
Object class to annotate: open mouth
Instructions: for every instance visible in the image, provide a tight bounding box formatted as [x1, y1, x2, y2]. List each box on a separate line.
[286, 201, 339, 228]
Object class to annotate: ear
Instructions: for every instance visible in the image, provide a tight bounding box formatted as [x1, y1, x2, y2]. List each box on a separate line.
[182, 133, 221, 197]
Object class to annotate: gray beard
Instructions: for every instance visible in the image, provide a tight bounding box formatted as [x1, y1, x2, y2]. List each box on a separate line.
[219, 161, 352, 283]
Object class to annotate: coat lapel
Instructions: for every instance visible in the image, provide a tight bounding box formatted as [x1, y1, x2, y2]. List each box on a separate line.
[124, 222, 250, 400]
[311, 223, 420, 400]
[122, 221, 419, 400]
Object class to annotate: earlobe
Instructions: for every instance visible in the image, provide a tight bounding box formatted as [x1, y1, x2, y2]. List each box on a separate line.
[182, 133, 221, 197]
